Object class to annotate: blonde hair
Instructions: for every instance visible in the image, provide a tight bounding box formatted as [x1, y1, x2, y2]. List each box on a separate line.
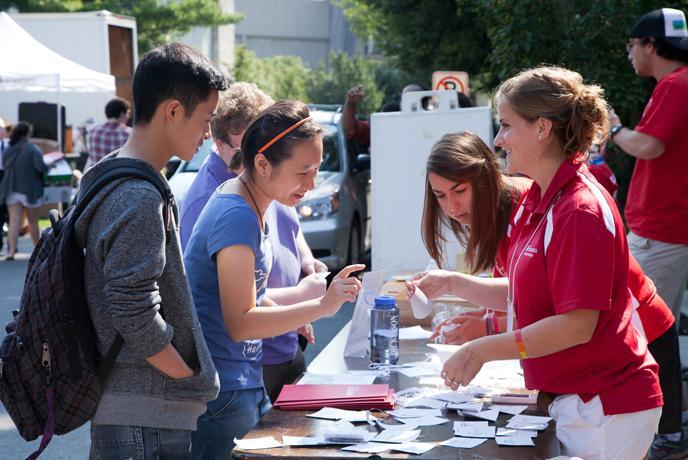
[495, 66, 609, 158]
[211, 82, 274, 141]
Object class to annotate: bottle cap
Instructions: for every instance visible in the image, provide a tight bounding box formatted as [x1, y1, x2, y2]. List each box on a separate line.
[374, 295, 397, 309]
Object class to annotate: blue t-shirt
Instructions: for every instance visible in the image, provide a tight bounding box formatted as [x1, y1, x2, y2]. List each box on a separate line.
[184, 192, 272, 391]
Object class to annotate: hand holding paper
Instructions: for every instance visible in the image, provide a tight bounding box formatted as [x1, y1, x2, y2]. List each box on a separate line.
[409, 286, 433, 319]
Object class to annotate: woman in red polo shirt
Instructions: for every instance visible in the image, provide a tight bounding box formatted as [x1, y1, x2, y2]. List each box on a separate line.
[417, 131, 681, 456]
[408, 67, 662, 459]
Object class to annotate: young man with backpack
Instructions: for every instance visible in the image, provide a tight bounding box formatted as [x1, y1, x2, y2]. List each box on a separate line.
[74, 42, 227, 458]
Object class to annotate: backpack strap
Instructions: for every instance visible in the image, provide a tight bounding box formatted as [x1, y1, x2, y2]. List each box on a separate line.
[74, 161, 176, 242]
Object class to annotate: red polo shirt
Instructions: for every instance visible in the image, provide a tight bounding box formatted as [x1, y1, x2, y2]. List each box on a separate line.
[627, 65, 688, 244]
[630, 254, 675, 343]
[506, 160, 662, 415]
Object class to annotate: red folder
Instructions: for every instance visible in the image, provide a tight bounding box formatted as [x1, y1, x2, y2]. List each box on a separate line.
[274, 384, 395, 411]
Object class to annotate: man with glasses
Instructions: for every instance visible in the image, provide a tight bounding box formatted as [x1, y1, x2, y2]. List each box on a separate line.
[609, 8, 688, 460]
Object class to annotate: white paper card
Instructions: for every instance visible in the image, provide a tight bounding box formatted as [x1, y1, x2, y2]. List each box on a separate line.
[404, 397, 447, 409]
[233, 436, 282, 450]
[506, 414, 552, 431]
[439, 437, 488, 449]
[453, 421, 488, 430]
[389, 408, 443, 418]
[495, 435, 535, 446]
[312, 271, 331, 280]
[344, 270, 387, 358]
[341, 442, 390, 453]
[448, 401, 484, 413]
[323, 429, 371, 444]
[410, 286, 433, 319]
[391, 442, 436, 454]
[403, 415, 450, 426]
[372, 429, 421, 444]
[497, 428, 537, 437]
[306, 407, 369, 422]
[490, 404, 528, 416]
[399, 325, 433, 340]
[432, 392, 473, 404]
[464, 408, 499, 422]
[377, 420, 419, 431]
[395, 366, 438, 378]
[281, 436, 326, 446]
[453, 425, 496, 438]
[427, 343, 463, 366]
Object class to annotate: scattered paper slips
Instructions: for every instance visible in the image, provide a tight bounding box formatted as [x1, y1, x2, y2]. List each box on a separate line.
[377, 420, 419, 431]
[401, 415, 449, 426]
[431, 392, 473, 404]
[454, 424, 496, 438]
[390, 442, 436, 454]
[371, 429, 421, 444]
[404, 397, 447, 409]
[410, 286, 433, 319]
[389, 408, 443, 418]
[495, 434, 535, 446]
[439, 437, 488, 449]
[505, 414, 552, 431]
[342, 442, 390, 454]
[282, 435, 326, 447]
[306, 407, 370, 422]
[454, 421, 488, 429]
[497, 427, 538, 437]
[448, 401, 484, 413]
[490, 404, 528, 416]
[463, 408, 499, 422]
[399, 325, 433, 340]
[234, 436, 282, 450]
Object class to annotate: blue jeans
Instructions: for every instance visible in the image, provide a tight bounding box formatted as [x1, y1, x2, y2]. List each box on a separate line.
[192, 387, 271, 460]
[90, 424, 191, 460]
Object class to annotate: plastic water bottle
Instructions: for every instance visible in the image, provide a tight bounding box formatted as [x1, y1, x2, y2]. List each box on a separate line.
[370, 295, 399, 364]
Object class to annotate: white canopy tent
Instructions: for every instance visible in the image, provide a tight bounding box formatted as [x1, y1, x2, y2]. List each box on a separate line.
[0, 11, 116, 148]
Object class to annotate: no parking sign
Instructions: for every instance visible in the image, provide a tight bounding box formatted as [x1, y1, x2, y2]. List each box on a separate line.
[432, 71, 469, 95]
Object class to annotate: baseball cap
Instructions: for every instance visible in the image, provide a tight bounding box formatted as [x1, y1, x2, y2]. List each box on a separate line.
[630, 8, 688, 51]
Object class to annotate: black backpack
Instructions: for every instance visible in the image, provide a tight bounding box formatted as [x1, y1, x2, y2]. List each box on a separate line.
[0, 160, 175, 459]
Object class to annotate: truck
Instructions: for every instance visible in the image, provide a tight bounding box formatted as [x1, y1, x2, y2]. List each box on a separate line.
[13, 10, 138, 106]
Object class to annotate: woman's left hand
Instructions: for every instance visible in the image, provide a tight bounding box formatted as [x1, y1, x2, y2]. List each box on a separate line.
[297, 323, 315, 344]
[441, 342, 486, 390]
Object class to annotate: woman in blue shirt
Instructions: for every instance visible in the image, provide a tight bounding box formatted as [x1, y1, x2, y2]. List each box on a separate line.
[185, 100, 363, 458]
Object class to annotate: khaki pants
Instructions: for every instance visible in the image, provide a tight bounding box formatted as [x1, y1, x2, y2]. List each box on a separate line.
[628, 232, 688, 322]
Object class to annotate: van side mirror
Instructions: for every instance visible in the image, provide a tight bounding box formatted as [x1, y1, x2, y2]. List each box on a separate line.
[353, 153, 370, 173]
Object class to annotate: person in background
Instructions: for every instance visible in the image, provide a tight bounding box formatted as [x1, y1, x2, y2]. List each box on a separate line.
[74, 42, 228, 459]
[86, 96, 131, 168]
[179, 83, 327, 402]
[420, 132, 684, 460]
[0, 117, 10, 255]
[409, 67, 662, 459]
[610, 8, 688, 335]
[0, 121, 54, 260]
[586, 140, 618, 199]
[185, 100, 363, 457]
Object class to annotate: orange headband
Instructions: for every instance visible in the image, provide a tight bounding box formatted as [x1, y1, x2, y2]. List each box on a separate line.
[258, 116, 312, 155]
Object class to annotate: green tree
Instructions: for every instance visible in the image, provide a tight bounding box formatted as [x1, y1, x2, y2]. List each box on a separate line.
[1, 0, 241, 54]
[308, 52, 384, 115]
[234, 46, 310, 101]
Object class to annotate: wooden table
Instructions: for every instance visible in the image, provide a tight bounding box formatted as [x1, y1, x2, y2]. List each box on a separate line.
[233, 323, 561, 459]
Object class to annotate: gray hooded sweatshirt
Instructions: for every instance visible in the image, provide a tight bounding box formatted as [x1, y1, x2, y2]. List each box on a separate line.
[74, 156, 219, 430]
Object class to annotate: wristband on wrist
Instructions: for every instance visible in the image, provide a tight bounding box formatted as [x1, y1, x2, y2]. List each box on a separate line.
[610, 124, 623, 139]
[492, 314, 500, 334]
[515, 329, 528, 359]
[485, 314, 494, 336]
